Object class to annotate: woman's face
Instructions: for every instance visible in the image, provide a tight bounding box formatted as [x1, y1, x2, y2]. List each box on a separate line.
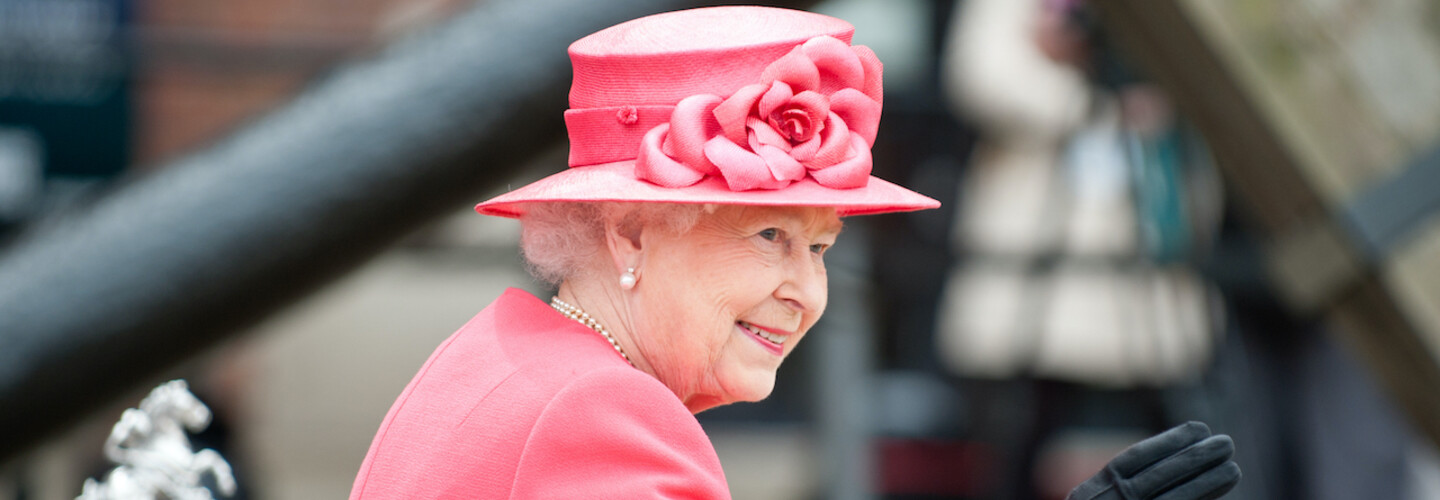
[630, 205, 841, 413]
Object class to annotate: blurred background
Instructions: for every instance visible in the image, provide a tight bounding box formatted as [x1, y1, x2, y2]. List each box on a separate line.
[1, 0, 1438, 498]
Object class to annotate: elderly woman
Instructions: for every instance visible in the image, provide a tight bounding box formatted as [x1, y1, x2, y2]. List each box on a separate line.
[349, 6, 1238, 499]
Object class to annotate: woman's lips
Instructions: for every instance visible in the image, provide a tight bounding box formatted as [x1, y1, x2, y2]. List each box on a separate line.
[737, 320, 789, 355]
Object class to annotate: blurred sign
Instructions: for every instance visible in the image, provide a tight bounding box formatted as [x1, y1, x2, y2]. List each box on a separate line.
[0, 0, 131, 179]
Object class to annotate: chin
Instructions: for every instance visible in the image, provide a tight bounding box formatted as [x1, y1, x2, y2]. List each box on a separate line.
[728, 370, 779, 403]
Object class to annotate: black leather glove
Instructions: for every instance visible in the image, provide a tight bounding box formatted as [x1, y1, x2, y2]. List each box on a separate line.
[1066, 421, 1241, 500]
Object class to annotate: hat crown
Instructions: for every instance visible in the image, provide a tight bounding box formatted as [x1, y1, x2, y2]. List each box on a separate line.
[567, 6, 854, 109]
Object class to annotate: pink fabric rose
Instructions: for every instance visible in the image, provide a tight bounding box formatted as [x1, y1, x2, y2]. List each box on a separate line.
[634, 35, 884, 191]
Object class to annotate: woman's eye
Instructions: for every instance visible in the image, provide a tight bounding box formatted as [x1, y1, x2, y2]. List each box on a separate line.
[809, 243, 829, 255]
[758, 228, 780, 241]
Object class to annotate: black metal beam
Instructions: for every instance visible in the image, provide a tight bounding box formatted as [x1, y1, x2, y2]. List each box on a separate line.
[0, 0, 816, 461]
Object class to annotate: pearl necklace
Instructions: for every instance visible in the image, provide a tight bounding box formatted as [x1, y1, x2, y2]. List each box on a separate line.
[550, 296, 635, 368]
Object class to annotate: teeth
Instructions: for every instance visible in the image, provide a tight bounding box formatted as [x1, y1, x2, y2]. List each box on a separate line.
[739, 321, 786, 345]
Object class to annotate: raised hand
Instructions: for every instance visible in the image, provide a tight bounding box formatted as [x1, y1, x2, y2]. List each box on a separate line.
[1066, 422, 1241, 500]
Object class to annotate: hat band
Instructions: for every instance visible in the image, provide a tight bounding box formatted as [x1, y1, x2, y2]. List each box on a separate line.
[565, 105, 676, 167]
[565, 98, 874, 192]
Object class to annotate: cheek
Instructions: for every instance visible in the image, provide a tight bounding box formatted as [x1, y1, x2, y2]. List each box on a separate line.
[694, 247, 782, 302]
[645, 245, 769, 338]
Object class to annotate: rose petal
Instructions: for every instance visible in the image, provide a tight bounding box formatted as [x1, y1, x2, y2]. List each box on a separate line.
[804, 112, 852, 169]
[755, 144, 805, 184]
[851, 45, 884, 105]
[790, 133, 822, 163]
[705, 136, 777, 191]
[808, 135, 872, 189]
[775, 108, 817, 142]
[829, 88, 881, 146]
[758, 81, 795, 119]
[761, 45, 820, 92]
[788, 90, 831, 118]
[714, 83, 767, 144]
[803, 36, 864, 94]
[635, 124, 706, 187]
[785, 90, 830, 142]
[664, 94, 724, 174]
[748, 117, 791, 152]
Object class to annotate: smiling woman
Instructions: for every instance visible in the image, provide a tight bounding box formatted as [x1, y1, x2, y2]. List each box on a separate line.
[346, 5, 1240, 500]
[346, 7, 940, 498]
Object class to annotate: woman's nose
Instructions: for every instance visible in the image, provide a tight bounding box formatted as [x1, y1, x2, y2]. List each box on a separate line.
[776, 258, 827, 316]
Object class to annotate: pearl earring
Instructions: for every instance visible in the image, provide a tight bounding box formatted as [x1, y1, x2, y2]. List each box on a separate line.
[620, 267, 637, 289]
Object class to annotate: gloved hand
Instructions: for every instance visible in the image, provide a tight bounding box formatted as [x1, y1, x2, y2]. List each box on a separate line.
[1066, 421, 1241, 500]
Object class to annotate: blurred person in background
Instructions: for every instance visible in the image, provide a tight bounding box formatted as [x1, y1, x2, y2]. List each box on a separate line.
[938, 0, 1231, 498]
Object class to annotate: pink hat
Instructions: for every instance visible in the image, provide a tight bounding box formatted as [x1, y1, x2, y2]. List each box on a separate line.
[475, 6, 940, 218]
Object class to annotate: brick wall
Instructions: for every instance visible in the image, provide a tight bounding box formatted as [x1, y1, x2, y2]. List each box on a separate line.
[131, 0, 468, 167]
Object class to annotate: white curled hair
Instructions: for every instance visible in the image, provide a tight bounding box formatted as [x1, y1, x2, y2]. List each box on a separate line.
[519, 202, 709, 285]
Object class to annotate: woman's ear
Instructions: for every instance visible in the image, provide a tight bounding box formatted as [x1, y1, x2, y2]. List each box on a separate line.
[603, 214, 644, 277]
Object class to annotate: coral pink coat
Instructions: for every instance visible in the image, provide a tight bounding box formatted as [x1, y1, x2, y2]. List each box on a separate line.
[350, 288, 731, 499]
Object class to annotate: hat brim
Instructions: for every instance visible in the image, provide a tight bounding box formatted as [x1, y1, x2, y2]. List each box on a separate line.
[475, 161, 940, 218]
